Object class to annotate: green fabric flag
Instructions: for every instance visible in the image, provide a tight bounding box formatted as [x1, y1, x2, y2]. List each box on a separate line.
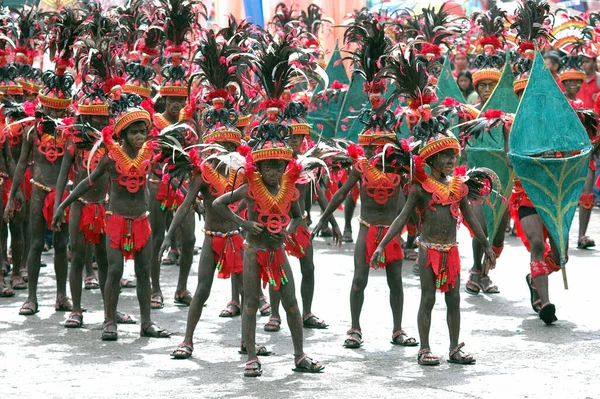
[307, 42, 349, 138]
[336, 73, 368, 141]
[434, 55, 465, 105]
[508, 50, 592, 268]
[466, 53, 520, 241]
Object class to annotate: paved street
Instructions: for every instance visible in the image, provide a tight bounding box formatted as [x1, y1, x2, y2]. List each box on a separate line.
[1, 206, 600, 398]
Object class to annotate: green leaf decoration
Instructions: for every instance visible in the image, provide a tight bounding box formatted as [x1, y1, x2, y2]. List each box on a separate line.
[508, 50, 592, 266]
[335, 73, 368, 141]
[433, 55, 465, 105]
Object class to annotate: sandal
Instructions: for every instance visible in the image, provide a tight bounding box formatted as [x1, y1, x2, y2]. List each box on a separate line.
[116, 311, 136, 324]
[151, 292, 164, 309]
[92, 261, 98, 270]
[577, 236, 595, 249]
[193, 246, 201, 255]
[264, 316, 281, 332]
[539, 303, 558, 325]
[480, 276, 499, 294]
[343, 328, 363, 349]
[390, 330, 418, 347]
[162, 249, 179, 265]
[292, 353, 325, 373]
[418, 348, 440, 366]
[403, 248, 418, 261]
[219, 300, 241, 317]
[84, 274, 100, 290]
[140, 321, 171, 338]
[319, 227, 333, 237]
[239, 342, 272, 356]
[64, 312, 83, 328]
[120, 278, 136, 288]
[10, 275, 27, 290]
[303, 313, 329, 329]
[0, 278, 15, 297]
[19, 299, 38, 315]
[412, 262, 420, 275]
[464, 269, 481, 295]
[244, 357, 262, 377]
[526, 274, 541, 314]
[259, 295, 271, 316]
[171, 342, 194, 359]
[174, 290, 192, 306]
[102, 321, 118, 341]
[447, 343, 476, 365]
[55, 296, 73, 312]
[20, 268, 28, 282]
[342, 229, 353, 243]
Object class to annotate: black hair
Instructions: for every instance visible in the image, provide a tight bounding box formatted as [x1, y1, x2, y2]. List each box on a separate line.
[543, 50, 562, 66]
[457, 70, 475, 97]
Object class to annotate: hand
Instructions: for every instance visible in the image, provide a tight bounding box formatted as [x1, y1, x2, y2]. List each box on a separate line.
[482, 246, 497, 275]
[310, 219, 325, 240]
[14, 192, 24, 212]
[194, 202, 205, 221]
[159, 236, 172, 261]
[51, 207, 64, 231]
[369, 246, 384, 270]
[4, 199, 15, 222]
[332, 225, 343, 247]
[243, 221, 264, 235]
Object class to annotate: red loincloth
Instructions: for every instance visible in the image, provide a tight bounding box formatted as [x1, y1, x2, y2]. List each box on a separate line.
[79, 202, 106, 245]
[23, 168, 32, 201]
[285, 224, 312, 259]
[362, 219, 404, 268]
[105, 213, 151, 260]
[422, 244, 461, 293]
[509, 180, 550, 256]
[255, 247, 287, 290]
[209, 233, 244, 279]
[156, 181, 184, 211]
[41, 188, 69, 229]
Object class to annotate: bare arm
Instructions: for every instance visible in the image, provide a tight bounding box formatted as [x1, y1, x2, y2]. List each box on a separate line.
[213, 184, 254, 231]
[460, 197, 490, 250]
[53, 138, 75, 213]
[315, 184, 340, 230]
[319, 168, 360, 221]
[287, 198, 303, 234]
[2, 141, 15, 177]
[7, 129, 33, 202]
[164, 173, 202, 241]
[377, 185, 421, 250]
[55, 156, 109, 216]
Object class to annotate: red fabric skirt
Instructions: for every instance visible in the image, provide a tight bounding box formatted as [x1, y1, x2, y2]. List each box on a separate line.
[105, 213, 151, 260]
[41, 188, 69, 229]
[363, 220, 404, 268]
[79, 202, 106, 245]
[2, 177, 9, 205]
[23, 168, 32, 201]
[285, 224, 312, 259]
[255, 247, 287, 290]
[509, 180, 550, 255]
[210, 233, 244, 279]
[156, 181, 184, 211]
[422, 244, 461, 293]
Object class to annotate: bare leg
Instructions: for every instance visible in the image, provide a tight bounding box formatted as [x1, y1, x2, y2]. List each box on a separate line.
[242, 248, 261, 361]
[94, 235, 109, 312]
[104, 245, 124, 324]
[299, 245, 315, 316]
[8, 213, 25, 281]
[175, 210, 195, 294]
[445, 280, 461, 349]
[278, 257, 303, 356]
[53, 216, 70, 301]
[134, 240, 152, 325]
[24, 188, 49, 305]
[578, 168, 595, 242]
[343, 191, 356, 240]
[385, 259, 405, 332]
[350, 226, 370, 330]
[149, 195, 167, 296]
[68, 201, 86, 313]
[417, 246, 437, 351]
[520, 213, 550, 305]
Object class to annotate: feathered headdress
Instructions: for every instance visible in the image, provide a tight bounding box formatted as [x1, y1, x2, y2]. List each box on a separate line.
[270, 3, 299, 33]
[558, 55, 585, 83]
[248, 108, 293, 164]
[471, 5, 507, 86]
[108, 92, 151, 138]
[11, 4, 44, 94]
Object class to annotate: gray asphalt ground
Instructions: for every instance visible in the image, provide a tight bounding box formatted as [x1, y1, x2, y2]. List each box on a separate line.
[1, 206, 600, 399]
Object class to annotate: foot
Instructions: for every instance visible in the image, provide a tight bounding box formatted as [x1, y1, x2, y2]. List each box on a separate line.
[343, 328, 363, 349]
[391, 330, 418, 346]
[174, 290, 193, 306]
[219, 300, 241, 317]
[161, 249, 179, 265]
[526, 274, 541, 314]
[577, 236, 595, 249]
[10, 275, 27, 290]
[150, 292, 164, 309]
[448, 343, 476, 365]
[19, 268, 28, 282]
[418, 348, 440, 366]
[480, 275, 499, 294]
[403, 248, 418, 261]
[264, 316, 281, 332]
[64, 312, 83, 328]
[259, 295, 271, 316]
[193, 246, 201, 255]
[0, 278, 15, 297]
[84, 274, 100, 290]
[101, 321, 118, 341]
[412, 262, 420, 275]
[244, 358, 262, 377]
[303, 313, 329, 329]
[92, 261, 98, 270]
[319, 227, 333, 237]
[464, 269, 481, 295]
[239, 342, 272, 356]
[293, 354, 325, 373]
[19, 299, 38, 315]
[55, 296, 73, 312]
[120, 278, 136, 288]
[116, 311, 136, 324]
[342, 228, 353, 243]
[171, 342, 194, 359]
[140, 322, 171, 338]
[539, 302, 558, 325]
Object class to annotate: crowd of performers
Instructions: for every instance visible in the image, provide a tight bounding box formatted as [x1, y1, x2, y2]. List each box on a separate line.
[0, 0, 599, 377]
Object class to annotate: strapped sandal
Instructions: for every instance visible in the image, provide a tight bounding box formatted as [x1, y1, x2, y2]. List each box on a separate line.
[303, 313, 329, 329]
[239, 342, 272, 356]
[403, 248, 418, 261]
[92, 261, 98, 270]
[480, 276, 499, 294]
[116, 311, 136, 324]
[64, 312, 83, 328]
[264, 316, 281, 332]
[102, 321, 118, 341]
[526, 274, 541, 313]
[259, 296, 271, 316]
[577, 236, 595, 249]
[342, 229, 353, 243]
[19, 299, 38, 315]
[292, 353, 325, 373]
[19, 268, 28, 282]
[174, 290, 193, 307]
[151, 292, 164, 309]
[219, 300, 241, 317]
[539, 303, 557, 325]
[343, 328, 363, 349]
[120, 278, 136, 288]
[390, 330, 418, 347]
[464, 269, 482, 295]
[448, 343, 476, 365]
[244, 357, 262, 377]
[319, 227, 333, 237]
[0, 279, 15, 297]
[10, 275, 27, 290]
[418, 348, 440, 366]
[55, 296, 73, 312]
[162, 249, 179, 265]
[171, 342, 194, 359]
[140, 322, 171, 338]
[84, 274, 100, 290]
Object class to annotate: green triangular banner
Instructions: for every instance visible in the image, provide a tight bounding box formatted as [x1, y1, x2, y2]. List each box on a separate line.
[467, 53, 520, 241]
[509, 50, 592, 267]
[434, 55, 465, 105]
[336, 73, 368, 141]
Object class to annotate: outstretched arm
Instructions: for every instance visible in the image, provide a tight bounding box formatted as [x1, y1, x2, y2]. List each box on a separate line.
[315, 184, 340, 230]
[213, 184, 262, 235]
[53, 137, 75, 214]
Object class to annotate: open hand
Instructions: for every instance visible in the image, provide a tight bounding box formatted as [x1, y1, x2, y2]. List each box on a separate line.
[482, 246, 497, 274]
[51, 208, 64, 231]
[310, 219, 325, 240]
[331, 225, 343, 247]
[243, 221, 264, 235]
[369, 246, 384, 269]
[159, 236, 172, 261]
